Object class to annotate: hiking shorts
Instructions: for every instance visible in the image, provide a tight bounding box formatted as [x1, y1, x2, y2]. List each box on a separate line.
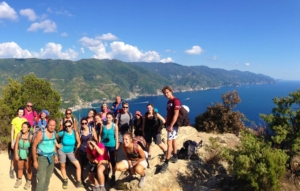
[145, 130, 162, 145]
[121, 159, 148, 169]
[89, 161, 109, 173]
[166, 126, 178, 140]
[58, 149, 77, 164]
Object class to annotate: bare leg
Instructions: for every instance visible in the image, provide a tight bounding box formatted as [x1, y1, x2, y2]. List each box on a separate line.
[72, 161, 82, 181]
[60, 163, 67, 179]
[17, 160, 24, 179]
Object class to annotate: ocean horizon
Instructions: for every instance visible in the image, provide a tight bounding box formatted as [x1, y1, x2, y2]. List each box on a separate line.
[73, 81, 300, 126]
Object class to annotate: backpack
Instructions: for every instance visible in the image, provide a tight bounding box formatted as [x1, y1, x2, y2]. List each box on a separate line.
[133, 136, 147, 154]
[178, 140, 199, 160]
[79, 125, 93, 138]
[18, 131, 32, 159]
[37, 128, 57, 164]
[172, 98, 190, 127]
[118, 112, 133, 131]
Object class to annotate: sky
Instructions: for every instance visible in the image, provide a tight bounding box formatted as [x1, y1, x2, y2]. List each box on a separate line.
[0, 0, 299, 80]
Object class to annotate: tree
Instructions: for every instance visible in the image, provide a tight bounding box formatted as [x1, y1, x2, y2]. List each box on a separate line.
[260, 89, 300, 154]
[195, 90, 245, 134]
[0, 74, 62, 145]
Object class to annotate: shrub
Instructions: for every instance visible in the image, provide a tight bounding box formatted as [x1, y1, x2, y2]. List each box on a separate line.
[231, 131, 288, 191]
[195, 90, 245, 134]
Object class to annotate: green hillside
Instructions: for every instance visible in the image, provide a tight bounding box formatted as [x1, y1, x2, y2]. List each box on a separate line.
[0, 58, 275, 108]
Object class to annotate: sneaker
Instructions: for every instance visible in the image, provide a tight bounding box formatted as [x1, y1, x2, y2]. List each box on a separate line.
[24, 180, 31, 190]
[148, 155, 152, 160]
[160, 163, 168, 173]
[10, 169, 15, 179]
[99, 186, 107, 191]
[92, 186, 100, 191]
[110, 175, 116, 186]
[170, 156, 178, 163]
[62, 179, 68, 189]
[138, 174, 146, 188]
[14, 179, 22, 188]
[76, 180, 84, 188]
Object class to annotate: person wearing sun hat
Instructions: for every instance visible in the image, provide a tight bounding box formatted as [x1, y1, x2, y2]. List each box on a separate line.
[133, 111, 143, 137]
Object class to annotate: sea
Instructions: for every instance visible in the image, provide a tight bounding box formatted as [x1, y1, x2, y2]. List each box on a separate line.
[73, 81, 300, 126]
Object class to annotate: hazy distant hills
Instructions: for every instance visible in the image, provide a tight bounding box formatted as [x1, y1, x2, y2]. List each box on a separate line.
[0, 58, 275, 108]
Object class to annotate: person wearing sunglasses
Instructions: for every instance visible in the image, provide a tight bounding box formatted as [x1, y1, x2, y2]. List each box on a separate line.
[23, 102, 37, 127]
[86, 137, 109, 191]
[115, 102, 133, 157]
[77, 118, 97, 186]
[57, 120, 83, 189]
[59, 109, 77, 131]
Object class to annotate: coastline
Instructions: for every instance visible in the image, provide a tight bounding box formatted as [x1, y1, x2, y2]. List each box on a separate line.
[66, 82, 275, 112]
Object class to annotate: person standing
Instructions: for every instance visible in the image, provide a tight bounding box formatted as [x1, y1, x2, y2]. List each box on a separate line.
[111, 96, 122, 117]
[99, 112, 118, 185]
[23, 102, 37, 127]
[99, 103, 110, 124]
[31, 119, 59, 191]
[13, 122, 32, 190]
[133, 111, 143, 137]
[143, 104, 167, 160]
[160, 86, 181, 173]
[57, 120, 83, 189]
[115, 102, 133, 144]
[10, 108, 28, 179]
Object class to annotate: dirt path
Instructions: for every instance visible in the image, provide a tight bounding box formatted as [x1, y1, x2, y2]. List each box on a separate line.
[0, 149, 128, 191]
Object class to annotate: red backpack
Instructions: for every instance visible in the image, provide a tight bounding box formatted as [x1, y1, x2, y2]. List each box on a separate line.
[133, 136, 147, 154]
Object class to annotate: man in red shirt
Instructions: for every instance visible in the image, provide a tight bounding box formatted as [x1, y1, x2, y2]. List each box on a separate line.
[160, 86, 180, 173]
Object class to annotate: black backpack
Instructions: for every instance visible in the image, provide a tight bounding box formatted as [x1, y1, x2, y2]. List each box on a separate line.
[178, 140, 199, 160]
[172, 98, 190, 127]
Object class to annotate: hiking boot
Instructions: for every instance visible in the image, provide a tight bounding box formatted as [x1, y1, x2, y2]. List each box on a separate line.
[160, 163, 168, 173]
[10, 169, 15, 179]
[24, 180, 31, 190]
[99, 186, 107, 191]
[62, 178, 68, 189]
[76, 180, 84, 188]
[110, 175, 116, 186]
[14, 179, 22, 188]
[170, 156, 178, 163]
[138, 174, 147, 188]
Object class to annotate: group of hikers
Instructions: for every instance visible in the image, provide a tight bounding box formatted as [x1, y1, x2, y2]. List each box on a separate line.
[9, 86, 183, 191]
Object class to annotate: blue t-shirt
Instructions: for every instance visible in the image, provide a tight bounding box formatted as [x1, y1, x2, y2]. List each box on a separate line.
[101, 123, 116, 147]
[58, 130, 76, 153]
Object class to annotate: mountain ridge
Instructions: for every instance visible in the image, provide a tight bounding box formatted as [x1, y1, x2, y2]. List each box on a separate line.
[0, 58, 275, 108]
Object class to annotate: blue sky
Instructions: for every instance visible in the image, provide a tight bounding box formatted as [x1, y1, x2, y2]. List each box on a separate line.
[0, 1, 299, 80]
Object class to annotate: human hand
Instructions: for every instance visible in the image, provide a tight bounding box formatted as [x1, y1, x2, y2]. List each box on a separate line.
[130, 167, 135, 175]
[11, 142, 15, 150]
[54, 156, 59, 164]
[33, 161, 38, 170]
[168, 126, 173, 132]
[15, 155, 19, 161]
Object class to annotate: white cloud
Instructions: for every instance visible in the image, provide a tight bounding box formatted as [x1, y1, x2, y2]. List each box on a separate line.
[47, 7, 72, 17]
[79, 36, 109, 59]
[61, 32, 68, 37]
[96, 33, 118, 41]
[185, 45, 204, 55]
[165, 49, 171, 52]
[47, 7, 53, 13]
[109, 41, 160, 62]
[31, 42, 78, 60]
[213, 55, 217, 60]
[27, 19, 57, 33]
[20, 9, 37, 21]
[160, 57, 174, 63]
[0, 2, 18, 20]
[245, 63, 250, 66]
[80, 47, 84, 53]
[0, 42, 32, 58]
[79, 35, 164, 62]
